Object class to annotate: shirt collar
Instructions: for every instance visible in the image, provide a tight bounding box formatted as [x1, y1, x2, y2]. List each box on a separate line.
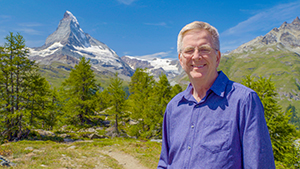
[210, 71, 229, 97]
[181, 71, 229, 102]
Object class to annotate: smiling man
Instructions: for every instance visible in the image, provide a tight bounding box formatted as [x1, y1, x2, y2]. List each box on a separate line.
[157, 21, 275, 169]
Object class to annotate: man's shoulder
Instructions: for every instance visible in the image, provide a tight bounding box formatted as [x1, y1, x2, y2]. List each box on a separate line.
[229, 81, 259, 100]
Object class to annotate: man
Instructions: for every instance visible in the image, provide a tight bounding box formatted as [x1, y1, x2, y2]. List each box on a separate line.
[157, 21, 275, 169]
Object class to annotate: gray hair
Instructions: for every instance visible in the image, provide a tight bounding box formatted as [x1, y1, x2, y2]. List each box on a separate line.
[177, 21, 220, 54]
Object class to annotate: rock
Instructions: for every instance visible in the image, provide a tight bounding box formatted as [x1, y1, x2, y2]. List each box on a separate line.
[59, 134, 71, 138]
[0, 155, 16, 167]
[67, 146, 76, 149]
[88, 133, 107, 139]
[25, 147, 34, 151]
[34, 129, 56, 137]
[64, 138, 75, 143]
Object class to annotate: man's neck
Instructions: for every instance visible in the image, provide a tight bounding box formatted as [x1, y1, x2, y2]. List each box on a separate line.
[189, 72, 218, 102]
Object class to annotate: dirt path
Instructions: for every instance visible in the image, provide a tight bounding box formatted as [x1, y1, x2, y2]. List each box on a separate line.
[100, 149, 149, 169]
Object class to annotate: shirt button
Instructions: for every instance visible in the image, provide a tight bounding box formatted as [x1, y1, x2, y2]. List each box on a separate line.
[188, 146, 191, 150]
[191, 125, 194, 129]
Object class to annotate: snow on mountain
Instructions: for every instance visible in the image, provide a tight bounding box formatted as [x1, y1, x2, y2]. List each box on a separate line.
[121, 55, 183, 79]
[28, 11, 134, 77]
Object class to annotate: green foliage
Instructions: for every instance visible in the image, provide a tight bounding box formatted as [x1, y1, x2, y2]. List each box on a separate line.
[126, 68, 156, 139]
[126, 70, 179, 139]
[61, 57, 100, 126]
[0, 32, 52, 141]
[242, 75, 299, 168]
[107, 73, 127, 136]
[286, 104, 300, 130]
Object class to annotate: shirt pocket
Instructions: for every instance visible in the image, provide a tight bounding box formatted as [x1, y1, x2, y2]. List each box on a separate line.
[200, 120, 232, 153]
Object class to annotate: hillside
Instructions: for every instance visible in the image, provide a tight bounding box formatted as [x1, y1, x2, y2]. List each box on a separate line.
[219, 45, 300, 112]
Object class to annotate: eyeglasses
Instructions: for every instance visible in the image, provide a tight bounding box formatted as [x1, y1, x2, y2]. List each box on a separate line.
[181, 45, 217, 58]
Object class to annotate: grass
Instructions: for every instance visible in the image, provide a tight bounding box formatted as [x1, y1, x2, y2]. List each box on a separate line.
[0, 138, 161, 169]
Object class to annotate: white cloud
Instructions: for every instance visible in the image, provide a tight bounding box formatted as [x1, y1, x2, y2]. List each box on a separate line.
[15, 28, 42, 35]
[0, 15, 11, 19]
[220, 1, 300, 52]
[18, 23, 43, 27]
[117, 0, 136, 5]
[136, 51, 172, 59]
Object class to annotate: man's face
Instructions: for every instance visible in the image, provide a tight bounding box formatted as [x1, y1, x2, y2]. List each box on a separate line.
[179, 29, 221, 83]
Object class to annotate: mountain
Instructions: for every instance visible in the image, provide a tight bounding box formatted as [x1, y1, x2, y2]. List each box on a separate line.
[216, 17, 300, 115]
[29, 11, 134, 79]
[232, 17, 300, 54]
[121, 55, 183, 81]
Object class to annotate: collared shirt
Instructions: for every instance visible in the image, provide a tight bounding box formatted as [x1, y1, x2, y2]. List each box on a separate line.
[157, 71, 275, 169]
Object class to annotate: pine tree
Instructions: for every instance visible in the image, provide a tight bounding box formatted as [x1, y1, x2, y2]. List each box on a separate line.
[148, 73, 172, 138]
[127, 68, 155, 138]
[107, 73, 127, 136]
[62, 57, 99, 126]
[170, 84, 183, 98]
[242, 76, 299, 168]
[0, 32, 47, 141]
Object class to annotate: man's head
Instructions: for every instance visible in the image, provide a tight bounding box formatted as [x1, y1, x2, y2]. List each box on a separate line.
[177, 21, 221, 86]
[177, 21, 219, 54]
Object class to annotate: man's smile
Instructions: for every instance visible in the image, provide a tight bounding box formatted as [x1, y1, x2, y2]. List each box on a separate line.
[192, 64, 206, 68]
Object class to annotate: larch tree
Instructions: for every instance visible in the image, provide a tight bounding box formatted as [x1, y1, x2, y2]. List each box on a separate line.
[62, 57, 99, 126]
[0, 32, 49, 141]
[127, 68, 155, 138]
[107, 73, 127, 136]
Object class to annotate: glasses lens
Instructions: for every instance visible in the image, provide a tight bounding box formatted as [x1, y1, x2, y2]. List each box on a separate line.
[199, 46, 212, 54]
[182, 45, 213, 58]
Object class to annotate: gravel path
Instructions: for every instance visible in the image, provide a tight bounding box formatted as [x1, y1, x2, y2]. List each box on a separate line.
[100, 149, 149, 169]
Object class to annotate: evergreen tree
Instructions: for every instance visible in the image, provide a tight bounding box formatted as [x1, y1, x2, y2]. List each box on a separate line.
[0, 32, 48, 141]
[62, 57, 99, 126]
[107, 73, 127, 136]
[127, 68, 155, 138]
[94, 88, 112, 113]
[170, 84, 183, 98]
[286, 104, 300, 130]
[148, 73, 172, 138]
[242, 76, 299, 168]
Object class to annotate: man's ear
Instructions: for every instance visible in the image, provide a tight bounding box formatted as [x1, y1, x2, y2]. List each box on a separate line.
[216, 50, 221, 68]
[178, 53, 183, 67]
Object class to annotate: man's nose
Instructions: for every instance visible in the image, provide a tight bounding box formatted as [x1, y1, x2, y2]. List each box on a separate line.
[192, 48, 202, 59]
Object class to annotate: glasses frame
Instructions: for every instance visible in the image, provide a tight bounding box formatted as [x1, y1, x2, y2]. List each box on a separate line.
[181, 45, 218, 59]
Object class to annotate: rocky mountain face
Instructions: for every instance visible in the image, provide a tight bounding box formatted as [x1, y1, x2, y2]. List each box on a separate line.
[232, 17, 300, 54]
[121, 55, 183, 80]
[29, 11, 134, 78]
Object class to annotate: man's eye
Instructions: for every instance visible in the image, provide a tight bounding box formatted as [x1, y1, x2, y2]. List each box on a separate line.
[184, 48, 195, 54]
[199, 47, 211, 53]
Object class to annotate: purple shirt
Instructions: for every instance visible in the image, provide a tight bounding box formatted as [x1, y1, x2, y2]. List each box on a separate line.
[158, 71, 275, 169]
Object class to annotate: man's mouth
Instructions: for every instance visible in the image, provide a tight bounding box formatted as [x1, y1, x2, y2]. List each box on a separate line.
[192, 64, 205, 68]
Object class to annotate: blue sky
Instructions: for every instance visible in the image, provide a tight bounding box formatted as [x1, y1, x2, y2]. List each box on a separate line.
[0, 0, 300, 59]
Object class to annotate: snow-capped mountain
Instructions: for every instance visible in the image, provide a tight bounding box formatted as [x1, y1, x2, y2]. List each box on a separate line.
[29, 11, 134, 77]
[121, 55, 183, 79]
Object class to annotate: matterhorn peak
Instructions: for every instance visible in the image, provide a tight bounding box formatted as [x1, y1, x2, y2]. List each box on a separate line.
[29, 11, 134, 77]
[63, 11, 80, 25]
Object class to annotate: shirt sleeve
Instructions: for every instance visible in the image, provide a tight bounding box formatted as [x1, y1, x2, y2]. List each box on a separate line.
[242, 92, 275, 169]
[157, 108, 169, 169]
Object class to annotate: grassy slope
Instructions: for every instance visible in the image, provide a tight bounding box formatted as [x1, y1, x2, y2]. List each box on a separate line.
[1, 138, 161, 169]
